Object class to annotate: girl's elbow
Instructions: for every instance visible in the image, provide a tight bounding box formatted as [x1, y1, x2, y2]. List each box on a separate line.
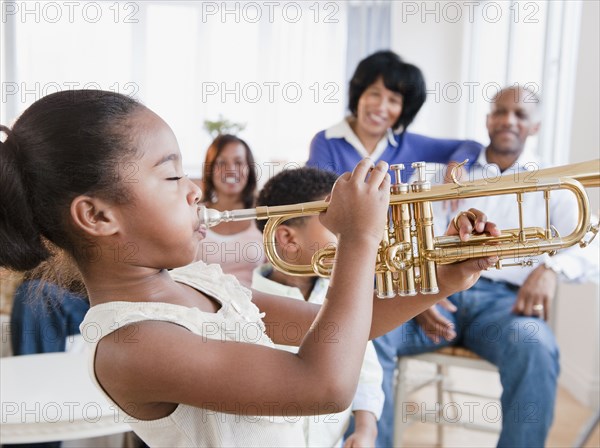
[317, 378, 355, 411]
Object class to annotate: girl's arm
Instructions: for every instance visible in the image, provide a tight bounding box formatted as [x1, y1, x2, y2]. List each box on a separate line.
[251, 289, 320, 346]
[95, 159, 391, 419]
[253, 254, 496, 344]
[97, 252, 493, 421]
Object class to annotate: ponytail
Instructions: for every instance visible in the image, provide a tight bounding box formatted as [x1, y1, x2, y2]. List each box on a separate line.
[0, 125, 50, 270]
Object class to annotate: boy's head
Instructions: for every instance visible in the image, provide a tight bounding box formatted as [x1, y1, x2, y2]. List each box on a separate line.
[257, 167, 338, 266]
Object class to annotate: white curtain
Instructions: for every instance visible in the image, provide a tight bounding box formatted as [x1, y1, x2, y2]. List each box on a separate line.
[2, 1, 360, 178]
[345, 1, 392, 92]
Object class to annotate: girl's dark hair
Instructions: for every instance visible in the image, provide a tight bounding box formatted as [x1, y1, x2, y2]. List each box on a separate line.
[202, 134, 257, 209]
[348, 50, 427, 131]
[0, 90, 143, 272]
[255, 167, 338, 233]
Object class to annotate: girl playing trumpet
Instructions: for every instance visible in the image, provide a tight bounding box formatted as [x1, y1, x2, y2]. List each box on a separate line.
[0, 90, 498, 447]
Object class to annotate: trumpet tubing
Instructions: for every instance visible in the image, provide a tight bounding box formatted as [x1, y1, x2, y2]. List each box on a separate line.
[200, 159, 600, 298]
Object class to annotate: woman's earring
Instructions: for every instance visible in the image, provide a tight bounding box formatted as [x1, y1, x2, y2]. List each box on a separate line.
[210, 192, 218, 204]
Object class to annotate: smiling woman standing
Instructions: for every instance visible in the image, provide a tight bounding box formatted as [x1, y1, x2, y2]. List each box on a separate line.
[306, 50, 481, 181]
[198, 134, 265, 286]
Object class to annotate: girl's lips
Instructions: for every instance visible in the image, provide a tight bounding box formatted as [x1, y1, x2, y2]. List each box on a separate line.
[197, 224, 207, 238]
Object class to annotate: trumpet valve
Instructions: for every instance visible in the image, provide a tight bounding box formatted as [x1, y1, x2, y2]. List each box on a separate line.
[411, 162, 431, 192]
[390, 164, 408, 194]
[375, 271, 396, 299]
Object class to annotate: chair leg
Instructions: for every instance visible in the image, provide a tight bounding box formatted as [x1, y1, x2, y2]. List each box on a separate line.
[436, 363, 445, 448]
[394, 357, 410, 447]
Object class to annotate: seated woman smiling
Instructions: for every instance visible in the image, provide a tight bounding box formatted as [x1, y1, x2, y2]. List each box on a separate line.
[198, 134, 266, 286]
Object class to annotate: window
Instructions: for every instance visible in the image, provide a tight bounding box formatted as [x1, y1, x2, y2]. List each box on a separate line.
[1, 1, 349, 178]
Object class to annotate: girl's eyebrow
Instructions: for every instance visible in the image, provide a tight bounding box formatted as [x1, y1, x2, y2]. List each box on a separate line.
[154, 153, 179, 167]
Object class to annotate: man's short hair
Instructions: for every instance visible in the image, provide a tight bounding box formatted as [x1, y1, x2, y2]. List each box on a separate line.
[493, 85, 542, 118]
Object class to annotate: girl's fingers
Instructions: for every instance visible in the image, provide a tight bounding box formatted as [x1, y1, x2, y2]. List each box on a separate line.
[350, 158, 375, 181]
[368, 161, 390, 189]
[467, 208, 488, 233]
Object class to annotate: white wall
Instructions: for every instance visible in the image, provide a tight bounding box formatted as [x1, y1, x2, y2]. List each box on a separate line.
[555, 0, 600, 409]
[391, 3, 467, 139]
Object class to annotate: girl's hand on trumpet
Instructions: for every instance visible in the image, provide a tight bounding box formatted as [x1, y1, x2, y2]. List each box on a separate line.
[320, 158, 391, 245]
[432, 208, 502, 300]
[448, 207, 502, 241]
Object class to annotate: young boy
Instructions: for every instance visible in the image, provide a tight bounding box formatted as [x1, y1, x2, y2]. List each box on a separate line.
[252, 167, 384, 447]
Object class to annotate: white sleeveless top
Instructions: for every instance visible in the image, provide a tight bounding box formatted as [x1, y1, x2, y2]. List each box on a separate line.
[80, 261, 305, 447]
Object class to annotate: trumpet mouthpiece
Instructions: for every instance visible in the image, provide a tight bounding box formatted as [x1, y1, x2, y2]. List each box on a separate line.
[198, 207, 229, 228]
[197, 206, 259, 227]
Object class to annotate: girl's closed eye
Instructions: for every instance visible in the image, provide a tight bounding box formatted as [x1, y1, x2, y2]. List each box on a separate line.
[166, 174, 188, 181]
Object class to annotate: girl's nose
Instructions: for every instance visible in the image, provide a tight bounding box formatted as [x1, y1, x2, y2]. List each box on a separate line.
[188, 179, 202, 205]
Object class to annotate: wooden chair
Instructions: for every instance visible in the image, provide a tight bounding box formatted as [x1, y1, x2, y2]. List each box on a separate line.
[394, 346, 502, 447]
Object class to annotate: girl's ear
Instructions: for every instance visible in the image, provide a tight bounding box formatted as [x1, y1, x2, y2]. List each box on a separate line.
[70, 195, 120, 237]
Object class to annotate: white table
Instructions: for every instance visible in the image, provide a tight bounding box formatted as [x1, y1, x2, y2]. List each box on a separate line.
[1, 352, 131, 444]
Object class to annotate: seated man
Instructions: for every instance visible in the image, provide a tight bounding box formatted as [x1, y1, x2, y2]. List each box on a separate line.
[252, 167, 384, 447]
[373, 85, 599, 447]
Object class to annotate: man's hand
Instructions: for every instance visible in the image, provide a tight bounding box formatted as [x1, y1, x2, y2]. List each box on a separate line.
[512, 265, 558, 321]
[414, 299, 458, 343]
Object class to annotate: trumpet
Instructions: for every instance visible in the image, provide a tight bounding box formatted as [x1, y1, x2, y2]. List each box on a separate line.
[200, 159, 600, 298]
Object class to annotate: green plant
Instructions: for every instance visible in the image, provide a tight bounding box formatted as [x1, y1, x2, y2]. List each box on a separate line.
[203, 114, 246, 139]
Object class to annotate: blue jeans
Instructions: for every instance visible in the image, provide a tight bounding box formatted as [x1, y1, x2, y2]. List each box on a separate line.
[373, 277, 560, 448]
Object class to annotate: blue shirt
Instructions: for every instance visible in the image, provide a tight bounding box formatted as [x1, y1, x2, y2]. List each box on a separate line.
[306, 118, 481, 181]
